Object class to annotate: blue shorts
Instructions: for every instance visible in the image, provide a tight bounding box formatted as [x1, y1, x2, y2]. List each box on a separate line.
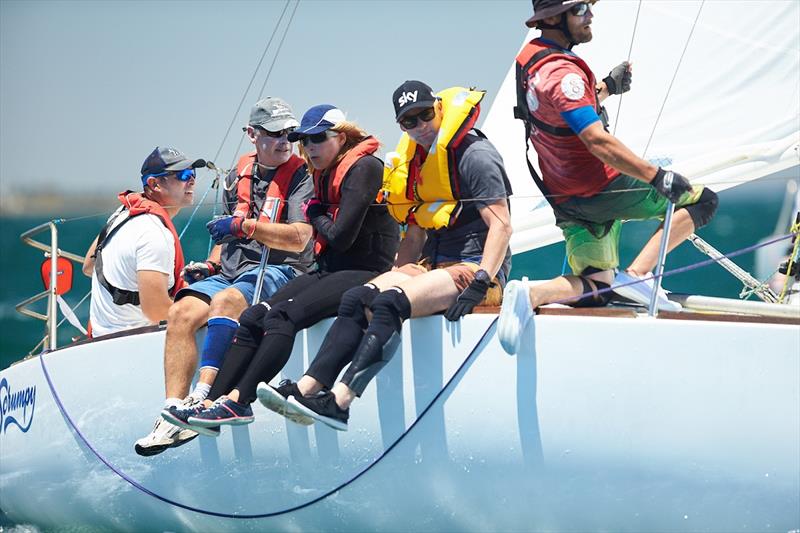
[176, 265, 297, 305]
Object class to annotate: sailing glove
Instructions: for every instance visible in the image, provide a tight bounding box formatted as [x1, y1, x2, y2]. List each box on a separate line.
[444, 272, 491, 321]
[603, 61, 632, 95]
[302, 198, 327, 222]
[651, 168, 693, 203]
[182, 261, 221, 284]
[206, 215, 246, 243]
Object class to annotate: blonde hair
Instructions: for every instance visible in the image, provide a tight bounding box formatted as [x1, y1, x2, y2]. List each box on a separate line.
[300, 120, 380, 173]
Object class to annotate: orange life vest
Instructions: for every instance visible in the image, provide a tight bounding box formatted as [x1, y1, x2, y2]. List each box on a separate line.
[234, 152, 306, 222]
[94, 191, 185, 306]
[312, 137, 381, 254]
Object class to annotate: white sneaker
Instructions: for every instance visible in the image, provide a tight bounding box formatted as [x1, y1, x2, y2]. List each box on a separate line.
[613, 271, 682, 312]
[498, 277, 533, 355]
[135, 410, 198, 457]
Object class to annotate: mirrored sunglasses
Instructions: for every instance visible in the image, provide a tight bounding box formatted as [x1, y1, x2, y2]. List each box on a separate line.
[300, 130, 340, 146]
[144, 168, 196, 182]
[398, 107, 436, 129]
[569, 2, 591, 17]
[256, 127, 296, 138]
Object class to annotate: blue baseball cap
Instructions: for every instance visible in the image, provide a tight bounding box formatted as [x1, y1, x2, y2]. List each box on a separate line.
[287, 104, 346, 142]
[140, 146, 205, 185]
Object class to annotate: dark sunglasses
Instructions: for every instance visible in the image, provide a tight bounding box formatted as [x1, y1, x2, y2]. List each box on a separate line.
[569, 2, 591, 17]
[144, 168, 196, 182]
[398, 107, 436, 129]
[256, 126, 296, 138]
[300, 130, 339, 146]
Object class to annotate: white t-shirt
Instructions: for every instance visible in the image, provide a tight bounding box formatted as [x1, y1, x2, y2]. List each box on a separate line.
[89, 208, 176, 337]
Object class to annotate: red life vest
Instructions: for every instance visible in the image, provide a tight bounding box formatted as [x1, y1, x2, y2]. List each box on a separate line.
[94, 191, 185, 306]
[513, 38, 617, 205]
[234, 152, 306, 222]
[312, 137, 380, 254]
[514, 38, 604, 138]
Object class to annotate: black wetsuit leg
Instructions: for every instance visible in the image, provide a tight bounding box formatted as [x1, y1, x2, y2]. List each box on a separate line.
[232, 270, 377, 404]
[305, 283, 381, 388]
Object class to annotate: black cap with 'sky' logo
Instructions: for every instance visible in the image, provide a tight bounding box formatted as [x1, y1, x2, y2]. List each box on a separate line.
[392, 80, 436, 120]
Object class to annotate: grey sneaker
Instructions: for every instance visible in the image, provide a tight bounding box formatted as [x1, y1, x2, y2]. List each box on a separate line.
[257, 380, 314, 426]
[134, 415, 198, 457]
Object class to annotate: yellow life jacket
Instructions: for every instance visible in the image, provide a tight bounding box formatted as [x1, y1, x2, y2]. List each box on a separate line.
[383, 87, 485, 229]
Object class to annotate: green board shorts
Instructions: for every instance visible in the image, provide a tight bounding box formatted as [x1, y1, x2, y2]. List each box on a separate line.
[556, 174, 704, 275]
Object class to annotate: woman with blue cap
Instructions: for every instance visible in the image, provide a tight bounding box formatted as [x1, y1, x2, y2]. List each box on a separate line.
[162, 105, 400, 430]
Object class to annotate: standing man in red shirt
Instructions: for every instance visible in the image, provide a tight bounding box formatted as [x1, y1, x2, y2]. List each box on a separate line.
[499, 0, 719, 354]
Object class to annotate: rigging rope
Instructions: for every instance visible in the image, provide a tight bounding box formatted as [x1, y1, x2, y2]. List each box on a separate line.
[777, 220, 800, 303]
[611, 0, 642, 137]
[641, 0, 705, 158]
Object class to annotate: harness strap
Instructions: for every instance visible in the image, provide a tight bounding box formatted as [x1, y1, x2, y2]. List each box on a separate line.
[94, 212, 141, 306]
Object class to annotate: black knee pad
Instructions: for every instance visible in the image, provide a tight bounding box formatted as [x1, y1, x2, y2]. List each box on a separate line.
[683, 188, 718, 229]
[235, 302, 271, 346]
[342, 330, 402, 397]
[261, 300, 297, 339]
[370, 288, 412, 333]
[572, 269, 612, 307]
[338, 283, 380, 328]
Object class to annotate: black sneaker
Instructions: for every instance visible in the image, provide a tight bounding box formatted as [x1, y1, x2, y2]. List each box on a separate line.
[287, 391, 349, 431]
[256, 380, 313, 426]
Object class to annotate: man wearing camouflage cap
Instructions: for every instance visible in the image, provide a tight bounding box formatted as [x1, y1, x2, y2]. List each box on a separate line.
[135, 97, 315, 456]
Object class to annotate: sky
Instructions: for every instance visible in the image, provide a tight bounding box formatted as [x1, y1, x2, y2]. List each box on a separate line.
[0, 0, 530, 199]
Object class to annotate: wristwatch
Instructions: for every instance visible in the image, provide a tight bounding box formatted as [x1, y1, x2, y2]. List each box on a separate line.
[474, 269, 491, 284]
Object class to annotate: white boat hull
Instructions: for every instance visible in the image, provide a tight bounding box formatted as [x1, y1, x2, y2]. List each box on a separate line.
[1, 313, 798, 531]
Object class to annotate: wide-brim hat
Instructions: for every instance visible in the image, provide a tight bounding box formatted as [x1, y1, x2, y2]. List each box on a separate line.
[525, 0, 597, 28]
[287, 105, 347, 142]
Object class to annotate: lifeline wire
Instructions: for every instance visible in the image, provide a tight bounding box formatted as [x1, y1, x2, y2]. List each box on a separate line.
[38, 317, 498, 519]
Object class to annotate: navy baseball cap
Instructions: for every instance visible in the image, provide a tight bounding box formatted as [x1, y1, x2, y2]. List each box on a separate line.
[287, 105, 346, 142]
[140, 146, 206, 184]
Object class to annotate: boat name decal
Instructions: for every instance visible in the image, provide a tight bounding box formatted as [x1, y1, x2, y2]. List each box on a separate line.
[0, 377, 36, 434]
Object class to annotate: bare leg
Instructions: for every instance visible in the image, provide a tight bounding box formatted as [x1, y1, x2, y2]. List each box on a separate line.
[627, 209, 696, 276]
[527, 270, 614, 308]
[164, 297, 210, 399]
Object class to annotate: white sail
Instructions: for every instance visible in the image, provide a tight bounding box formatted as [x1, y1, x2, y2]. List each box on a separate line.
[482, 0, 800, 254]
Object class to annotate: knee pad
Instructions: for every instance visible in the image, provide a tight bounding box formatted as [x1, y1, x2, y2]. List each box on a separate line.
[233, 302, 270, 347]
[261, 299, 297, 339]
[370, 288, 412, 333]
[683, 188, 718, 229]
[572, 269, 612, 308]
[342, 331, 402, 397]
[338, 283, 380, 328]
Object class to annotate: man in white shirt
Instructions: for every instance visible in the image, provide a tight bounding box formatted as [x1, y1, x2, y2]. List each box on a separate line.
[83, 146, 205, 337]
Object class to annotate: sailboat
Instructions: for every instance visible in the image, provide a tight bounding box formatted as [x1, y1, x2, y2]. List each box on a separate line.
[1, 1, 798, 531]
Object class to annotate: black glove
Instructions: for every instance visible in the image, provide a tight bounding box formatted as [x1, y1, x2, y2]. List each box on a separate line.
[444, 272, 491, 321]
[603, 61, 632, 95]
[651, 167, 693, 203]
[778, 258, 800, 280]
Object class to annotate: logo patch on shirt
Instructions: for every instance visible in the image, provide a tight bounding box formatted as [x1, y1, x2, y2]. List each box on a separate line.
[560, 73, 585, 101]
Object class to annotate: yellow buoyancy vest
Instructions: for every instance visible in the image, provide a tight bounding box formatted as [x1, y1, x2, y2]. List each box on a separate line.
[383, 87, 485, 229]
